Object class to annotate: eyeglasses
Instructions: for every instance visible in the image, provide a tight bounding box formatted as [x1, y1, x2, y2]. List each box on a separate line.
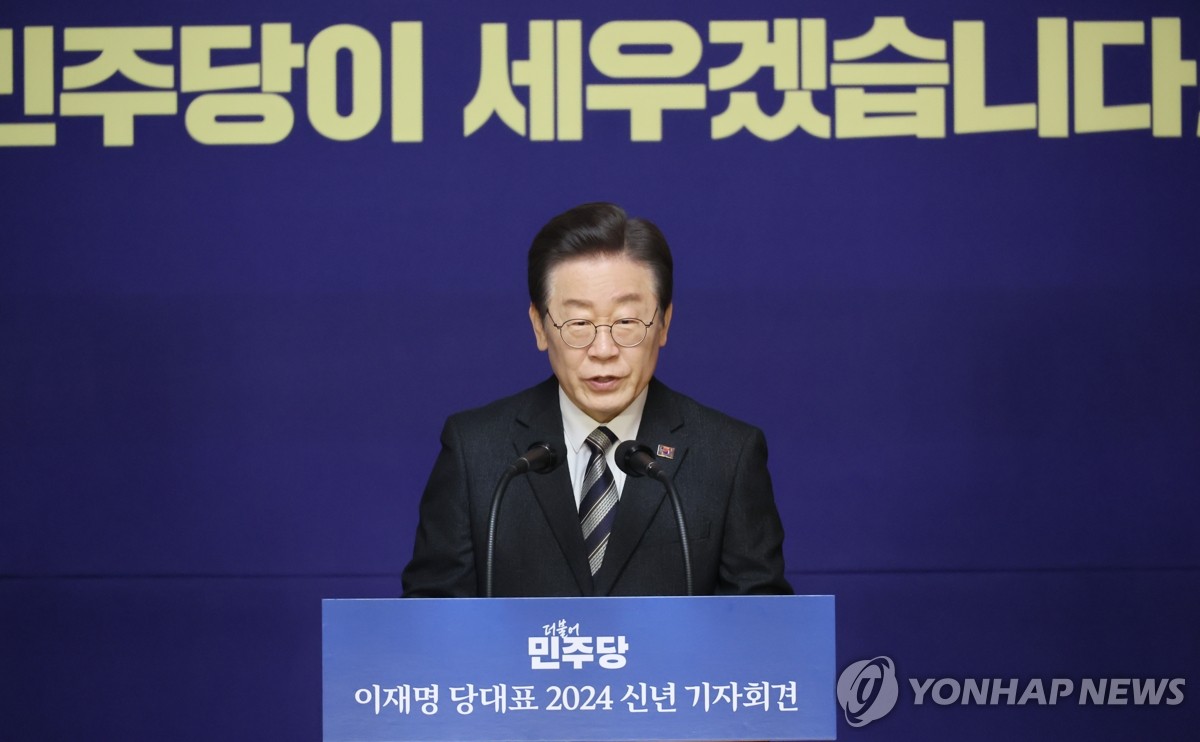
[546, 307, 659, 349]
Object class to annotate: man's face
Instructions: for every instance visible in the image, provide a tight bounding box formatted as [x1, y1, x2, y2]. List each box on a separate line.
[529, 254, 672, 423]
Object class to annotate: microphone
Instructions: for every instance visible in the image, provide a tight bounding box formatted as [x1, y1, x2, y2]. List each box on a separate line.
[614, 440, 694, 596]
[486, 442, 564, 597]
[614, 440, 668, 482]
[510, 441, 560, 476]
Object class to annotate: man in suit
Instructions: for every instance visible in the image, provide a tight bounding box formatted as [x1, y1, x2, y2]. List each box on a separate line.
[401, 202, 791, 597]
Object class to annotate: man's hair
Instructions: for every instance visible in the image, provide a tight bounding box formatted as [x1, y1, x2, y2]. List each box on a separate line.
[528, 202, 674, 315]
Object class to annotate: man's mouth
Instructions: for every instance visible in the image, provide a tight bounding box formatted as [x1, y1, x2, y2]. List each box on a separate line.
[585, 376, 621, 391]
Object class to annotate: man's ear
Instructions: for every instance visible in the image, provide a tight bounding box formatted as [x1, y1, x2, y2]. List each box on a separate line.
[657, 303, 672, 347]
[529, 303, 549, 351]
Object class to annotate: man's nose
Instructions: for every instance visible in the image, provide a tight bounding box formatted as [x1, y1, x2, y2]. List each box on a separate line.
[588, 326, 620, 358]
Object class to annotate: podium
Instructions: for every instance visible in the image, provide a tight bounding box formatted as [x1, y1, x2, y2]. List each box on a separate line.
[323, 595, 835, 741]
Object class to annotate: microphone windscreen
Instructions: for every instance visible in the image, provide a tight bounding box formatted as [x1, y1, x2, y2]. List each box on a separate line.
[522, 442, 564, 474]
[614, 440, 654, 477]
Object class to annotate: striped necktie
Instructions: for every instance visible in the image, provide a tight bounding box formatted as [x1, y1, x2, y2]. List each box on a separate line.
[579, 426, 619, 576]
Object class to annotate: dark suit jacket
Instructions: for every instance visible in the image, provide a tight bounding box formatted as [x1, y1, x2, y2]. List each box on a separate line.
[401, 377, 792, 597]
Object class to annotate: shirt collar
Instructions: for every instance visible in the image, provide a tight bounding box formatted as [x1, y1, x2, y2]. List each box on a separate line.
[558, 384, 650, 455]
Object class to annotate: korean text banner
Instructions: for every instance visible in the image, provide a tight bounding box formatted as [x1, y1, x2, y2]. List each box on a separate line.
[322, 596, 835, 741]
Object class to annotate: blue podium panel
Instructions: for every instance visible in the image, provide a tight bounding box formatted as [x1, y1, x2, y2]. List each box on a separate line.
[323, 596, 835, 741]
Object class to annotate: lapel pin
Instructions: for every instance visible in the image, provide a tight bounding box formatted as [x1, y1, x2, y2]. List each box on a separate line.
[655, 444, 675, 460]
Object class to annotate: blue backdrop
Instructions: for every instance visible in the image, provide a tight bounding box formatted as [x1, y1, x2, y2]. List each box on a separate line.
[1, 0, 1197, 739]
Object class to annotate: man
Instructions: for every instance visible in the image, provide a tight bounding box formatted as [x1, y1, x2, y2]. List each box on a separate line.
[401, 202, 791, 597]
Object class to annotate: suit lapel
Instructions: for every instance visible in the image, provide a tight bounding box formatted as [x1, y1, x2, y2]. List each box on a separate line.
[513, 378, 593, 595]
[591, 379, 689, 596]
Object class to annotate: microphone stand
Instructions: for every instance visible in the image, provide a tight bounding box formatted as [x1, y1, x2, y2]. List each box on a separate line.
[662, 476, 693, 597]
[614, 441, 693, 596]
[485, 443, 560, 598]
[485, 467, 519, 598]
